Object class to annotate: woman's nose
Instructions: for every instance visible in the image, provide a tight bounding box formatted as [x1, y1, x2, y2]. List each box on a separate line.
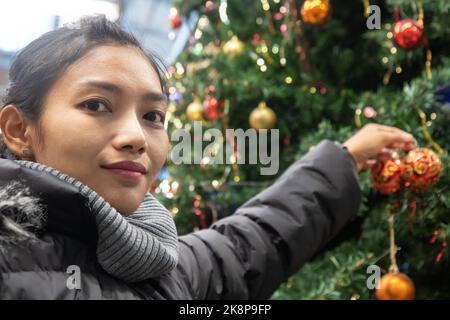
[113, 114, 148, 154]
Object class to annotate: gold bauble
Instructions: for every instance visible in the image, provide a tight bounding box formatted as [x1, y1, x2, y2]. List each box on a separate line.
[301, 0, 331, 26]
[186, 99, 203, 121]
[249, 102, 277, 130]
[223, 36, 245, 56]
[376, 273, 415, 300]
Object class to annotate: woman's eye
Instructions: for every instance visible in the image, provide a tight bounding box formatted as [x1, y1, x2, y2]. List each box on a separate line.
[145, 112, 165, 124]
[83, 100, 109, 112]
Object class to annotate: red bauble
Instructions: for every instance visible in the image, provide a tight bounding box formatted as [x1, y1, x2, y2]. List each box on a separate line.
[393, 19, 423, 50]
[402, 148, 443, 193]
[370, 155, 404, 195]
[203, 97, 220, 121]
[170, 14, 182, 29]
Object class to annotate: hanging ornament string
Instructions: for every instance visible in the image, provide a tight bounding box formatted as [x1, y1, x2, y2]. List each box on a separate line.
[418, 110, 445, 155]
[417, 0, 432, 80]
[416, 0, 424, 28]
[388, 204, 400, 274]
[424, 38, 432, 80]
[363, 0, 370, 18]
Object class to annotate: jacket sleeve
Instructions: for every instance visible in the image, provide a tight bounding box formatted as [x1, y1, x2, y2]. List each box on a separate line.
[176, 140, 361, 299]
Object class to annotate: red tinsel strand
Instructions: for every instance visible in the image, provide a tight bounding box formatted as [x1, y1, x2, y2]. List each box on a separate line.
[394, 5, 400, 22]
[407, 198, 417, 233]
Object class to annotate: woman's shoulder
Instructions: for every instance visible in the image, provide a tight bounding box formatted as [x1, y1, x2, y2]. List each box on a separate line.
[0, 181, 94, 298]
[0, 219, 145, 299]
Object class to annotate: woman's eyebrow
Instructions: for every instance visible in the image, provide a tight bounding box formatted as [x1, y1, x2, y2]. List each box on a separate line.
[143, 91, 168, 105]
[79, 80, 168, 106]
[80, 80, 120, 94]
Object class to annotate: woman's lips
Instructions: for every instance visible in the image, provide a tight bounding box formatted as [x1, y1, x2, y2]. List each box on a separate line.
[103, 168, 144, 181]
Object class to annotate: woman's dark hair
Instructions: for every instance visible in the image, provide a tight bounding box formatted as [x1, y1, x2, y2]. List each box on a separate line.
[0, 15, 167, 160]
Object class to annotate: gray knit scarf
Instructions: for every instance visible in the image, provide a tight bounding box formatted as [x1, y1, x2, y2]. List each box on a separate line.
[14, 160, 179, 283]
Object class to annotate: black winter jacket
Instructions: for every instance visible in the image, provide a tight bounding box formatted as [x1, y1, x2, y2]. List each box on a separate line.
[0, 140, 361, 299]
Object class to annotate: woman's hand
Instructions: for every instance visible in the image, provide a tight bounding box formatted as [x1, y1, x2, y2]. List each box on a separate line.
[343, 124, 416, 172]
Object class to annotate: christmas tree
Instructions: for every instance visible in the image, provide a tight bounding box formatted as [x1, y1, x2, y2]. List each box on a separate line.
[153, 0, 450, 299]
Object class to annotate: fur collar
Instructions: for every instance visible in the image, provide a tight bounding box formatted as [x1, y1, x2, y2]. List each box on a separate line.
[0, 180, 46, 246]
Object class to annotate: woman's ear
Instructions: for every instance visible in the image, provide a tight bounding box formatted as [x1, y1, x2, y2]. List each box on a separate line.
[0, 105, 35, 160]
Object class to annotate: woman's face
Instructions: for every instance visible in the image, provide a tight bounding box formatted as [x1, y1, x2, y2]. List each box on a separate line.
[31, 45, 169, 215]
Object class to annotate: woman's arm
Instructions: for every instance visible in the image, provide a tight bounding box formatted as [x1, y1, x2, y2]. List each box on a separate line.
[176, 140, 360, 299]
[174, 124, 415, 299]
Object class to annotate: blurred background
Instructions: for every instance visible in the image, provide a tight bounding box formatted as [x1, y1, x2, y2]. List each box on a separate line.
[0, 0, 196, 96]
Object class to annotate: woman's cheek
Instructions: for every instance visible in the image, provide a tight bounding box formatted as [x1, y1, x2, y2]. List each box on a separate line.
[150, 132, 169, 180]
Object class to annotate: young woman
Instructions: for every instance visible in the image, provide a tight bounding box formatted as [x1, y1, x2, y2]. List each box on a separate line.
[0, 16, 415, 299]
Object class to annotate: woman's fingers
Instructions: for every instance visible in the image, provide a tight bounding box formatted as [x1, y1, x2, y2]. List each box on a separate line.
[381, 130, 414, 149]
[343, 124, 416, 172]
[378, 125, 412, 139]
